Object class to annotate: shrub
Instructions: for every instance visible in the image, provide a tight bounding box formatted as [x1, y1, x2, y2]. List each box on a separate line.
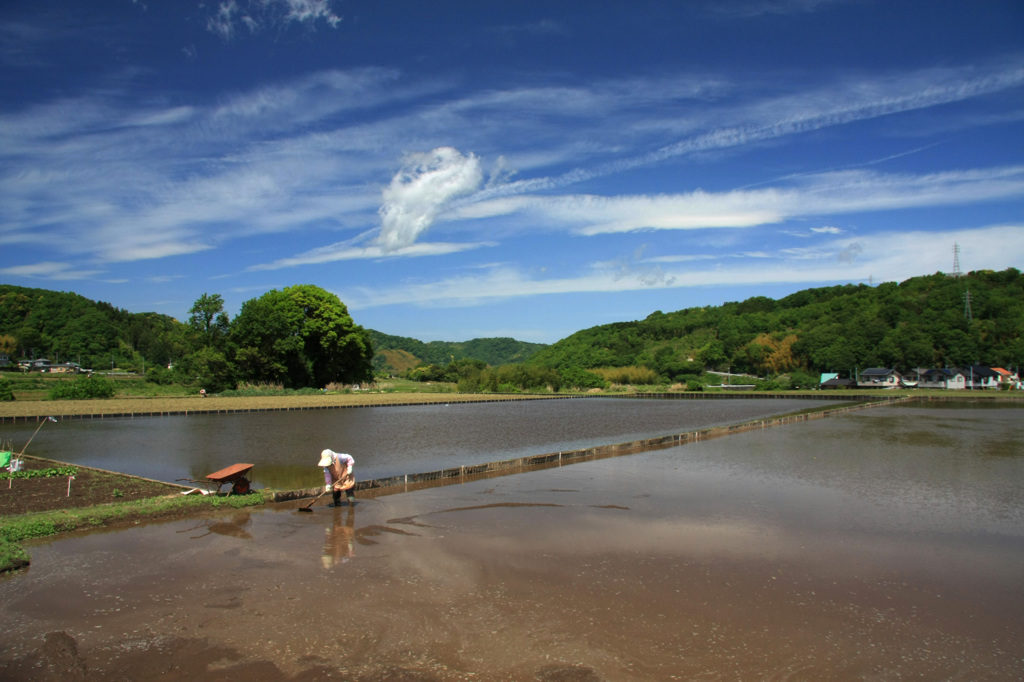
[48, 375, 116, 400]
[457, 376, 483, 393]
[145, 366, 175, 385]
[559, 367, 608, 390]
[0, 375, 13, 401]
[592, 366, 661, 385]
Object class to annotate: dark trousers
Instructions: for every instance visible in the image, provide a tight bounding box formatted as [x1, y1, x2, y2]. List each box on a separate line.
[332, 489, 355, 505]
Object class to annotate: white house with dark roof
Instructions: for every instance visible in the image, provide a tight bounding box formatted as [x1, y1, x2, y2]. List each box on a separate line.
[964, 365, 1002, 390]
[919, 368, 968, 389]
[857, 368, 901, 388]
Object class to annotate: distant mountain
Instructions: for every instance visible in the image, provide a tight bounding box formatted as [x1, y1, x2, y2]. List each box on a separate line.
[367, 330, 546, 374]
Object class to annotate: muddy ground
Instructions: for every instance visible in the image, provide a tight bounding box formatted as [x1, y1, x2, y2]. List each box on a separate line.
[0, 456, 181, 517]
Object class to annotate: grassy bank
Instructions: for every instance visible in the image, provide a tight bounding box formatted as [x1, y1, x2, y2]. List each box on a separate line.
[0, 491, 267, 572]
[0, 390, 558, 420]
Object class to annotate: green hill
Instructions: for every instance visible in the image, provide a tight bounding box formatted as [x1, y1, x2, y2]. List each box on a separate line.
[0, 285, 188, 370]
[527, 268, 1024, 380]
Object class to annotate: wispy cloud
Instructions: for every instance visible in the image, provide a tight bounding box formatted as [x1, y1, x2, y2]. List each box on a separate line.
[0, 261, 106, 280]
[206, 0, 341, 40]
[251, 239, 494, 271]
[710, 0, 854, 18]
[341, 224, 1024, 310]
[488, 19, 564, 37]
[451, 166, 1024, 235]
[2, 55, 1021, 284]
[468, 60, 1024, 201]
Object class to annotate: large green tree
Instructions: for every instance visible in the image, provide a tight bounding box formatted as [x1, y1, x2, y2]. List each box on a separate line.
[231, 285, 373, 388]
[188, 293, 230, 350]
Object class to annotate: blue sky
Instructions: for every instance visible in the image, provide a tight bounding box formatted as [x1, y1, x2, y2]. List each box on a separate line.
[1, 0, 1022, 344]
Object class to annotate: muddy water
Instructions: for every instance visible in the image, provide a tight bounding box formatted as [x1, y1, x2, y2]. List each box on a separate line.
[2, 401, 1022, 680]
[0, 397, 826, 488]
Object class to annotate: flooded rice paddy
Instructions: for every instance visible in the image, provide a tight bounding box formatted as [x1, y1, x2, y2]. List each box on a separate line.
[0, 397, 828, 489]
[1, 399, 1022, 680]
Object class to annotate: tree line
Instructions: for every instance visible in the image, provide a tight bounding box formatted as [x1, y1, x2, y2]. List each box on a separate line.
[0, 284, 373, 393]
[2, 268, 1021, 395]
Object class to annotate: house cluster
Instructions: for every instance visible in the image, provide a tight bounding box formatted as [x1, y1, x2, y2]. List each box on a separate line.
[15, 358, 88, 374]
[821, 366, 1021, 390]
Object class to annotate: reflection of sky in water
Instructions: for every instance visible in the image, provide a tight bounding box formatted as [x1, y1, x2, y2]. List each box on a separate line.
[0, 398, 830, 487]
[4, 401, 1021, 680]
[393, 402, 1024, 585]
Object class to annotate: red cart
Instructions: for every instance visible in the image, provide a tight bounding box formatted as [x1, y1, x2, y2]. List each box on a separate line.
[179, 462, 255, 495]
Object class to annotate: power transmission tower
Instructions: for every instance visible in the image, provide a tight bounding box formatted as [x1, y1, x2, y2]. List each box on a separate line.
[964, 288, 973, 322]
[952, 243, 962, 278]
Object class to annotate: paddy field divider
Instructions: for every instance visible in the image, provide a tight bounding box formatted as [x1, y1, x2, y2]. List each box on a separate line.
[269, 393, 917, 503]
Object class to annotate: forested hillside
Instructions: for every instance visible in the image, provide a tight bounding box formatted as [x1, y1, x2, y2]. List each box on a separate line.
[368, 330, 545, 374]
[0, 285, 188, 369]
[0, 285, 545, 384]
[528, 269, 1024, 380]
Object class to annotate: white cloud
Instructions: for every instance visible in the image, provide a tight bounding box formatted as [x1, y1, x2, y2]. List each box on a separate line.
[377, 147, 484, 252]
[811, 226, 843, 234]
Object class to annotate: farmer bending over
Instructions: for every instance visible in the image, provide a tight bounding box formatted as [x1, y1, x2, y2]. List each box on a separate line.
[319, 449, 355, 507]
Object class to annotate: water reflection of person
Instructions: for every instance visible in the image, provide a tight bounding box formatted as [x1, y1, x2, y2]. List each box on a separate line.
[318, 448, 355, 507]
[322, 505, 355, 569]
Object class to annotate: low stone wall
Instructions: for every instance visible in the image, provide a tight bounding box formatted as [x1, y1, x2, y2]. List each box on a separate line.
[268, 395, 910, 503]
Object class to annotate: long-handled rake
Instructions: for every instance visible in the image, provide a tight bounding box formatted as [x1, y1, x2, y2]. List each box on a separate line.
[297, 488, 330, 513]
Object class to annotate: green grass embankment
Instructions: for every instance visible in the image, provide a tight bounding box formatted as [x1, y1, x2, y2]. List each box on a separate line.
[0, 491, 267, 572]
